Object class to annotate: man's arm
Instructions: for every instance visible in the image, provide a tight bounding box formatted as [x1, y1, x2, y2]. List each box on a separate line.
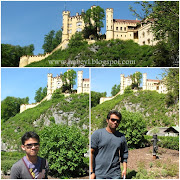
[90, 148, 96, 179]
[121, 162, 127, 178]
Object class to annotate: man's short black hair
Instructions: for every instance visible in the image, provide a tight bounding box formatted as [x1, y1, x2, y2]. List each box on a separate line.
[21, 131, 40, 145]
[107, 110, 122, 121]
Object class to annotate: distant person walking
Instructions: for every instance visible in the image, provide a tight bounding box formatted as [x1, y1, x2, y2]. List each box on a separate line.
[10, 131, 48, 179]
[91, 110, 128, 179]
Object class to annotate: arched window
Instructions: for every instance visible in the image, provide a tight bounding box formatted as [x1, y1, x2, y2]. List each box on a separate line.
[76, 22, 82, 26]
[76, 28, 82, 32]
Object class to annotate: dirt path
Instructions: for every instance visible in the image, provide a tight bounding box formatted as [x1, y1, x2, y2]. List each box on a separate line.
[127, 146, 179, 179]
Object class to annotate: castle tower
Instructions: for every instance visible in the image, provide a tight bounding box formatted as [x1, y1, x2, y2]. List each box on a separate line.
[143, 73, 147, 90]
[106, 8, 114, 40]
[120, 74, 125, 92]
[47, 73, 53, 95]
[77, 71, 83, 94]
[62, 11, 70, 41]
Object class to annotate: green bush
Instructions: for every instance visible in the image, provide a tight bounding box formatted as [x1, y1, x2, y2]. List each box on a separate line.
[39, 124, 88, 178]
[118, 110, 147, 148]
[1, 151, 24, 175]
[144, 135, 179, 150]
[1, 160, 17, 174]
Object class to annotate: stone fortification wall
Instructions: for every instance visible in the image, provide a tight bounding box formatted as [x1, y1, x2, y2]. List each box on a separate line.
[19, 53, 51, 67]
[20, 94, 52, 113]
[19, 39, 69, 67]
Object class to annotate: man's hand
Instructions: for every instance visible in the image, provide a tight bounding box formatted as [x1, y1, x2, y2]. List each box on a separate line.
[121, 169, 126, 179]
[121, 162, 127, 178]
[90, 172, 96, 179]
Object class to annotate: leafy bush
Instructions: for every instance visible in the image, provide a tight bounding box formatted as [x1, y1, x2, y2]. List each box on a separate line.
[144, 135, 179, 150]
[118, 110, 147, 148]
[1, 151, 24, 175]
[39, 124, 89, 178]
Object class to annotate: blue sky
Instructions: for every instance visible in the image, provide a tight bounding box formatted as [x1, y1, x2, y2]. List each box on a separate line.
[91, 68, 166, 97]
[1, 1, 143, 55]
[1, 68, 89, 104]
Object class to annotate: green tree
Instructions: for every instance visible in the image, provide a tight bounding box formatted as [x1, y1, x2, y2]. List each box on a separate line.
[62, 70, 77, 93]
[1, 96, 29, 121]
[82, 6, 105, 39]
[130, 1, 179, 66]
[91, 91, 107, 107]
[130, 72, 142, 89]
[124, 86, 133, 95]
[68, 32, 88, 49]
[118, 110, 147, 148]
[162, 68, 179, 105]
[39, 124, 88, 178]
[111, 84, 120, 96]
[34, 87, 47, 103]
[42, 30, 62, 53]
[1, 44, 34, 67]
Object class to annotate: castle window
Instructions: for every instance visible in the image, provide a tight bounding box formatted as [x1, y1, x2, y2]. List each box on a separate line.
[116, 27, 118, 30]
[111, 26, 112, 29]
[124, 27, 126, 31]
[76, 28, 82, 32]
[147, 29, 150, 35]
[142, 32, 145, 38]
[148, 39, 150, 44]
[120, 27, 122, 30]
[69, 30, 72, 34]
[69, 24, 72, 28]
[77, 22, 82, 26]
[143, 41, 145, 45]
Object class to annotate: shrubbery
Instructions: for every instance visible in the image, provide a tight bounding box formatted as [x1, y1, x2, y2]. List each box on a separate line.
[39, 124, 89, 178]
[1, 151, 24, 175]
[144, 135, 179, 150]
[118, 110, 147, 148]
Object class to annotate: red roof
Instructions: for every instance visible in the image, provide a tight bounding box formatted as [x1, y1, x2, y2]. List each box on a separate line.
[147, 79, 160, 82]
[114, 19, 141, 24]
[83, 78, 89, 82]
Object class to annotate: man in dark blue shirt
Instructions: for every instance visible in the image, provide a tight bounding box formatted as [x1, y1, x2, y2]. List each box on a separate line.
[91, 110, 128, 179]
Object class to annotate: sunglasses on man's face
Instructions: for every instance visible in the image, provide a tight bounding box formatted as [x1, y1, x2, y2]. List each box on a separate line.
[110, 118, 120, 123]
[24, 143, 39, 149]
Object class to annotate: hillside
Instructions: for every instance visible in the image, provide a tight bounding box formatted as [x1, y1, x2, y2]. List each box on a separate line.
[26, 39, 155, 67]
[1, 94, 89, 151]
[91, 90, 179, 131]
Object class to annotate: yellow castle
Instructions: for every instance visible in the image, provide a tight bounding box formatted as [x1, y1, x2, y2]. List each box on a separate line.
[20, 70, 89, 113]
[19, 6, 157, 67]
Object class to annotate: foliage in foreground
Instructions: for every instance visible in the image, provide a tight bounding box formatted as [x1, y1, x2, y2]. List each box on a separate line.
[144, 135, 179, 150]
[118, 110, 147, 148]
[39, 124, 89, 178]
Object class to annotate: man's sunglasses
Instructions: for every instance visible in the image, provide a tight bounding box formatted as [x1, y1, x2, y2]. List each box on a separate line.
[24, 143, 39, 148]
[110, 118, 120, 123]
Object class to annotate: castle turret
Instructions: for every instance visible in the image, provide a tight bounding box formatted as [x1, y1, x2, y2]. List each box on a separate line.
[106, 8, 114, 40]
[62, 11, 70, 41]
[143, 73, 147, 90]
[120, 74, 125, 92]
[77, 71, 83, 94]
[47, 73, 53, 95]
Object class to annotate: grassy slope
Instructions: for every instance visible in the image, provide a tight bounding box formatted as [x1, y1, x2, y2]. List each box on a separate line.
[26, 39, 155, 67]
[91, 90, 179, 130]
[2, 94, 89, 150]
